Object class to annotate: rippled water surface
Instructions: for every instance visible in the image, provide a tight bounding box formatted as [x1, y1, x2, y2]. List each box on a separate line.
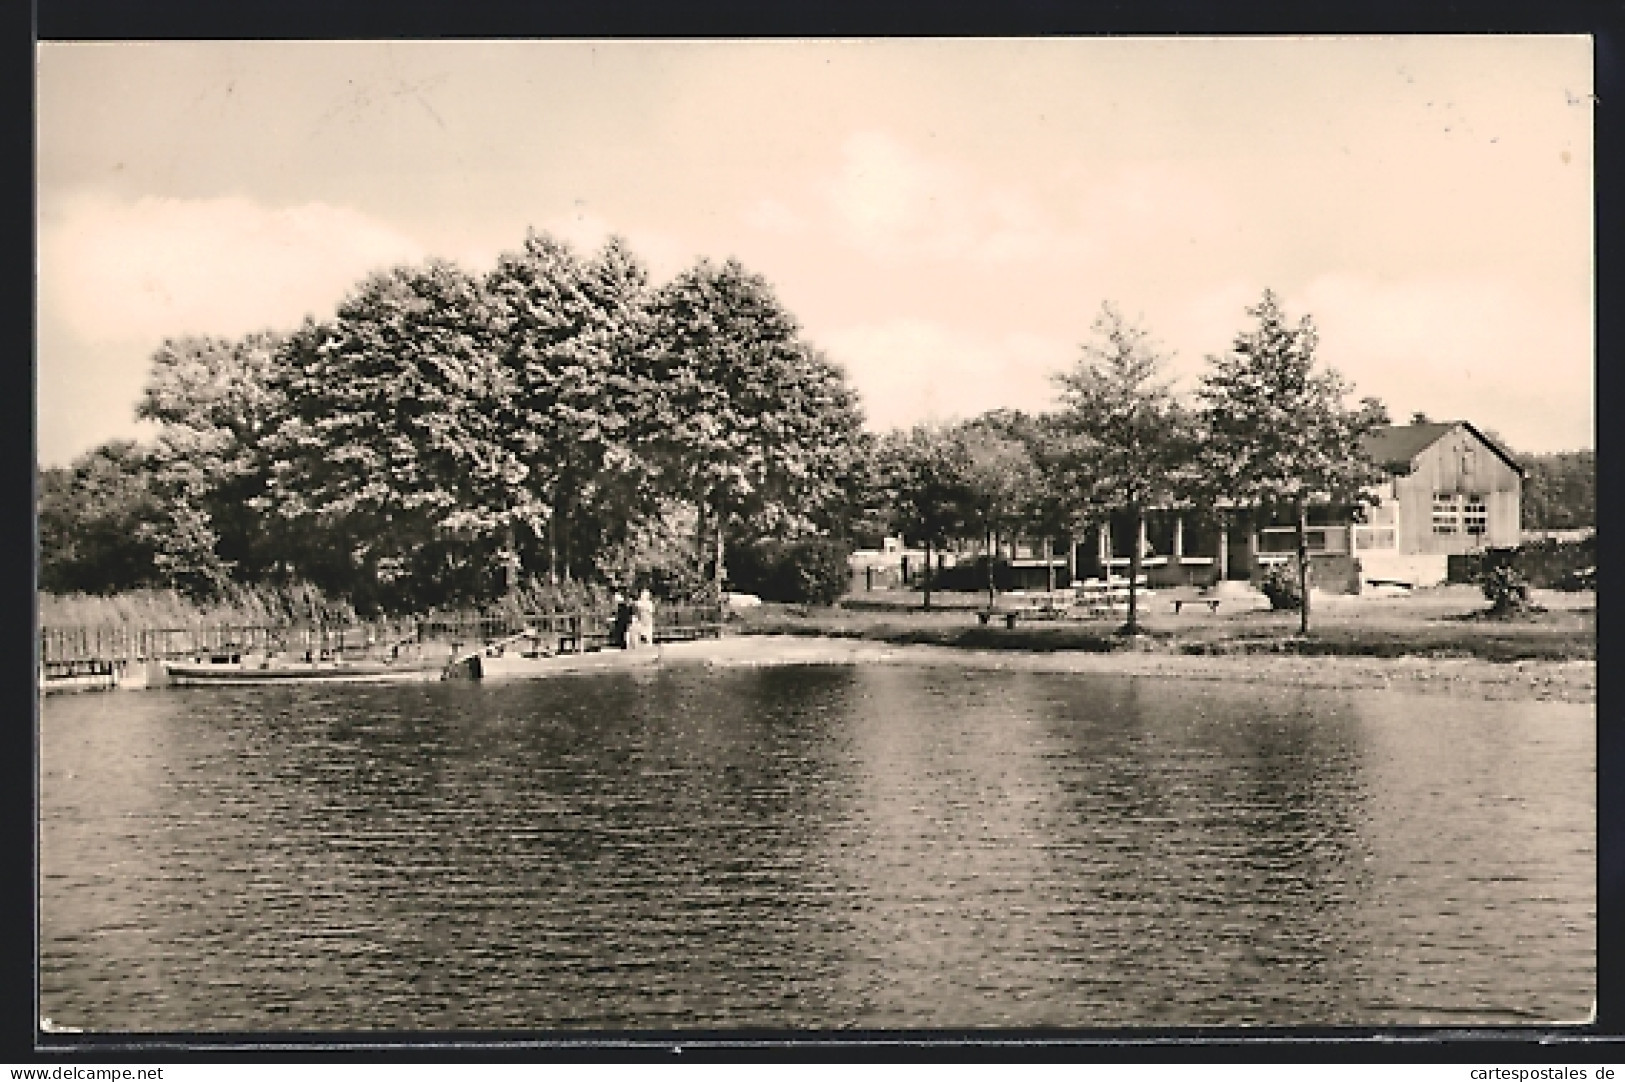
[40, 663, 1593, 1031]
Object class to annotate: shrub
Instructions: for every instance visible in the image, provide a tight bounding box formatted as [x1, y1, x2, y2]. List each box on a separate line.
[1449, 535, 1596, 590]
[728, 537, 852, 606]
[1480, 564, 1531, 615]
[1260, 561, 1304, 611]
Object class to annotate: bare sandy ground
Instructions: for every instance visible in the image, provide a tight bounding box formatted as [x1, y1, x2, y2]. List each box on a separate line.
[660, 634, 1596, 704]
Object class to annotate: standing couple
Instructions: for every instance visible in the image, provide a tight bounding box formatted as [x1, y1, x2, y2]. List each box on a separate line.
[611, 589, 656, 650]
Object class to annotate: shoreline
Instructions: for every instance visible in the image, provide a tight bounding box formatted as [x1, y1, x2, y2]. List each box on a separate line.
[660, 634, 1596, 704]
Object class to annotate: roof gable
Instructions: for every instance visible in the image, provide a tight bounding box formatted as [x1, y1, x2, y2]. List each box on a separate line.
[1360, 422, 1524, 476]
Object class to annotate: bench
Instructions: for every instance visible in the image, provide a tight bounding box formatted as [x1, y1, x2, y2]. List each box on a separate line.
[1171, 598, 1222, 615]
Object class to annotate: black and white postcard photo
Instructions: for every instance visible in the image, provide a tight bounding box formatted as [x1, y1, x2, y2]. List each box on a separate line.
[35, 36, 1594, 1036]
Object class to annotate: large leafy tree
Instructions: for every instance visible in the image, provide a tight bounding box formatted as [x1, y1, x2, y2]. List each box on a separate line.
[263, 261, 533, 612]
[1194, 289, 1386, 634]
[37, 440, 166, 594]
[486, 232, 661, 586]
[1054, 303, 1193, 633]
[643, 258, 865, 589]
[135, 332, 290, 595]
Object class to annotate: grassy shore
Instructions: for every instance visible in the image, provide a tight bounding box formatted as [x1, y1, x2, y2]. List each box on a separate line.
[733, 584, 1595, 664]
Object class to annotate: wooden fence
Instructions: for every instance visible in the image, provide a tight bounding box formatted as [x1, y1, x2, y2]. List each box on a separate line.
[39, 604, 727, 667]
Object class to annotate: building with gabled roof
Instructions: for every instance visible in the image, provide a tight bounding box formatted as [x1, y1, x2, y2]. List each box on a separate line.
[1324, 420, 1523, 588]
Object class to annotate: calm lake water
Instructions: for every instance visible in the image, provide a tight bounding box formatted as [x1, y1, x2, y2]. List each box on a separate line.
[40, 662, 1594, 1031]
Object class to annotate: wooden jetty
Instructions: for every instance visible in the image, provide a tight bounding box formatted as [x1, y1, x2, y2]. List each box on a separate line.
[38, 604, 725, 695]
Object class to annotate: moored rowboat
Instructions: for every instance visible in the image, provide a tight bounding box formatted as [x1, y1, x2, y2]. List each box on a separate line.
[165, 657, 444, 686]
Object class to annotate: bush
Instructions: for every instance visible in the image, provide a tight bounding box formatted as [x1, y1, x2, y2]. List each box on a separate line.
[1448, 535, 1596, 590]
[1480, 565, 1531, 615]
[1260, 561, 1304, 611]
[727, 537, 852, 606]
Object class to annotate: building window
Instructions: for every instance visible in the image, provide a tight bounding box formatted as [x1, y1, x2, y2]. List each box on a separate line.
[1432, 493, 1460, 535]
[1463, 495, 1487, 536]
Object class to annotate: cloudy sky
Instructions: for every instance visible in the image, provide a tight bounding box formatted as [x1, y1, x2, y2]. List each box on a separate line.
[36, 37, 1593, 466]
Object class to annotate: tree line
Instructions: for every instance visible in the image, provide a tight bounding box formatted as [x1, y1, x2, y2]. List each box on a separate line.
[1518, 451, 1594, 531]
[45, 226, 1576, 633]
[875, 294, 1391, 634]
[39, 232, 866, 614]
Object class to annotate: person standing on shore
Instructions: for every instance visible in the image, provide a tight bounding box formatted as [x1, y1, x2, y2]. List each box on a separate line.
[631, 588, 656, 649]
[610, 592, 632, 649]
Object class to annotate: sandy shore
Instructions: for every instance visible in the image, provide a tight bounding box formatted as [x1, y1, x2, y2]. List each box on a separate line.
[660, 634, 1596, 704]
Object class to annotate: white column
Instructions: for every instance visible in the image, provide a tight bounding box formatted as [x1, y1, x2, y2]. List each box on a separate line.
[1099, 523, 1112, 582]
[1173, 515, 1184, 560]
[1218, 517, 1229, 580]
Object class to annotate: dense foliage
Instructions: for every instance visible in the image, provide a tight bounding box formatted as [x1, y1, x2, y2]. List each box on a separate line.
[1519, 450, 1594, 530]
[1450, 535, 1595, 592]
[40, 232, 866, 614]
[37, 441, 165, 594]
[727, 536, 852, 606]
[47, 255, 1574, 627]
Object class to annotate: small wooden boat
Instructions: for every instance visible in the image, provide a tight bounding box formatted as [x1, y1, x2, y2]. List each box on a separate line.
[443, 628, 661, 681]
[164, 653, 444, 686]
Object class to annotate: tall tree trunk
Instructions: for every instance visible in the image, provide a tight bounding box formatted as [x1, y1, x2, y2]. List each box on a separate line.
[923, 539, 933, 610]
[986, 528, 996, 609]
[714, 515, 725, 591]
[1126, 503, 1144, 634]
[561, 497, 573, 583]
[504, 524, 518, 597]
[547, 505, 559, 586]
[696, 501, 709, 583]
[1296, 502, 1312, 635]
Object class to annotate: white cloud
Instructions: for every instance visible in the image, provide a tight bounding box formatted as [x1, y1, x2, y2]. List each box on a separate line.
[822, 318, 1074, 432]
[39, 192, 428, 343]
[822, 131, 1094, 264]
